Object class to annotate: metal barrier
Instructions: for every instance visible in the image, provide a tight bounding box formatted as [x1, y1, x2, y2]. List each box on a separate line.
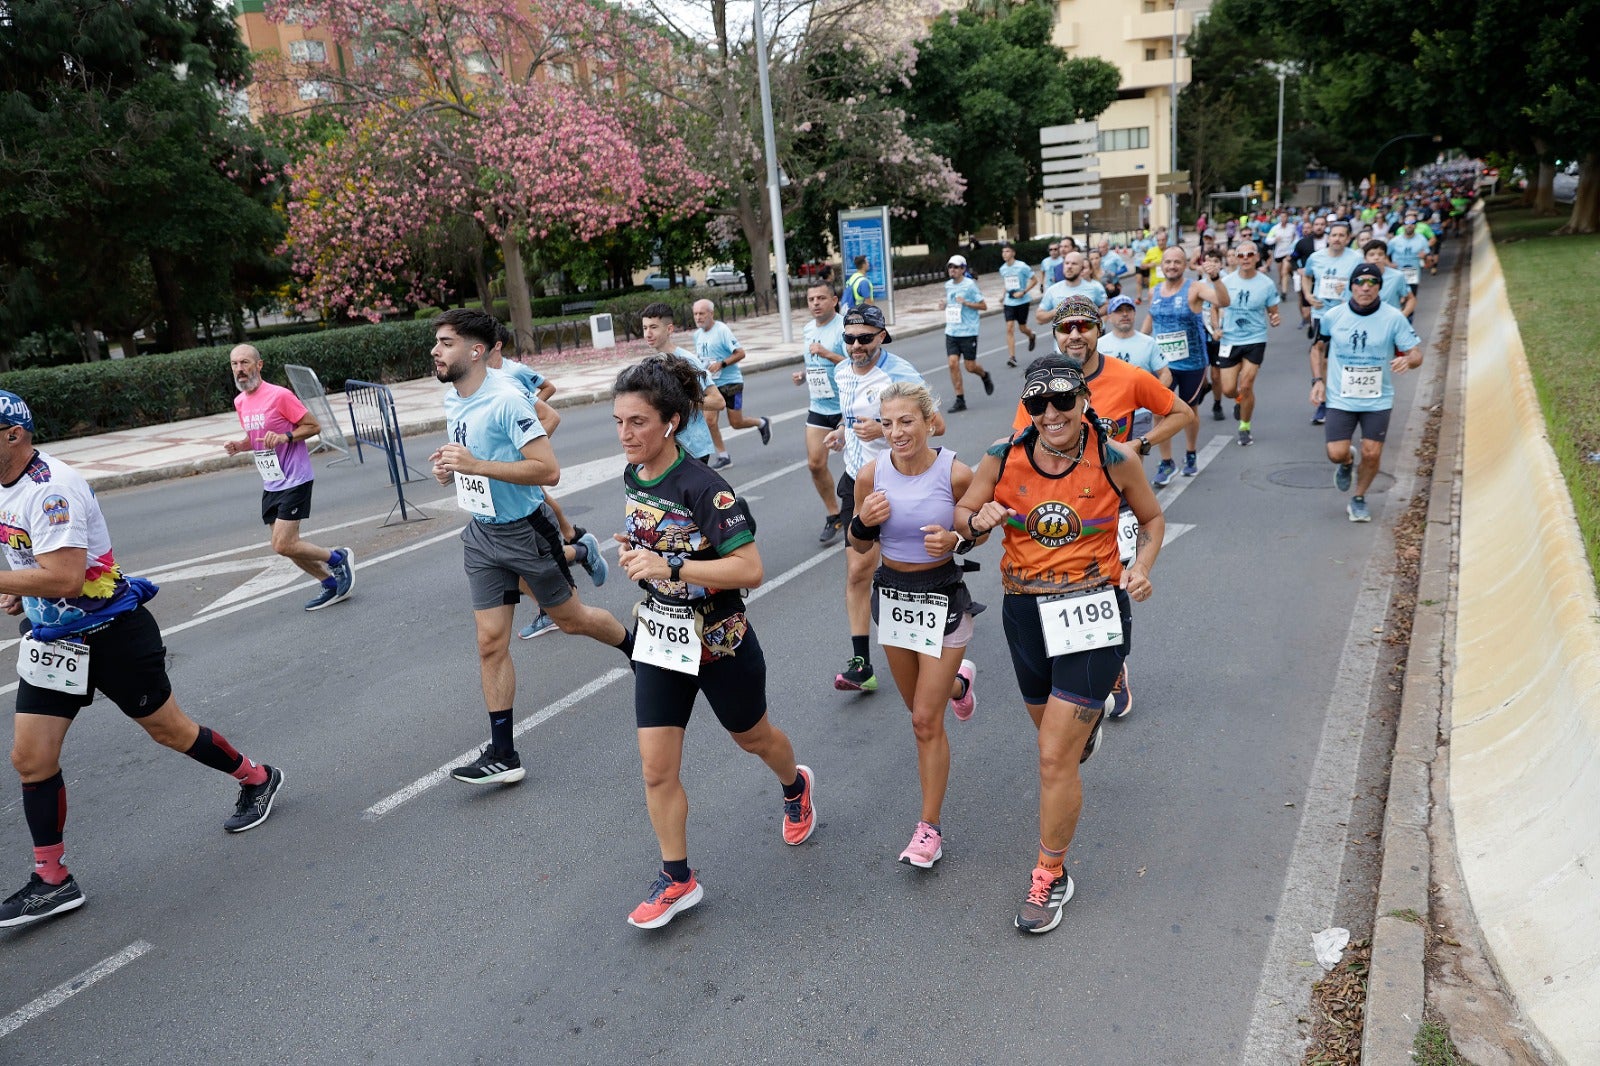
[283, 364, 351, 464]
[344, 379, 429, 525]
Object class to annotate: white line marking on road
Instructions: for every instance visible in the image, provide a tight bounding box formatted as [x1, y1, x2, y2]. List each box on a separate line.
[0, 940, 153, 1040]
[1162, 521, 1196, 547]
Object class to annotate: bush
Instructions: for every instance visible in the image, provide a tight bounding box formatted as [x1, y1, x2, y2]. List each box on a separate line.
[1, 320, 435, 442]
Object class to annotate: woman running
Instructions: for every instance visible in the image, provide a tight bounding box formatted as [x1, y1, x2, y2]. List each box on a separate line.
[955, 356, 1165, 934]
[850, 381, 981, 869]
[610, 355, 818, 930]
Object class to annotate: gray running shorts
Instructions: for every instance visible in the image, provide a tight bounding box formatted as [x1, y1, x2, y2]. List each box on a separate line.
[460, 506, 574, 612]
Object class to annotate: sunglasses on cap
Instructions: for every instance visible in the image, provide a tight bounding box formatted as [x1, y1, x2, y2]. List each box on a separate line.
[843, 332, 880, 345]
[1022, 392, 1084, 417]
[1052, 318, 1097, 335]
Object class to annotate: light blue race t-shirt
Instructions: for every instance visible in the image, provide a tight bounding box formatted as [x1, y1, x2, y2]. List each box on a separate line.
[1318, 302, 1422, 413]
[694, 321, 743, 386]
[944, 277, 983, 338]
[802, 312, 845, 416]
[1038, 278, 1107, 314]
[1220, 271, 1281, 345]
[998, 261, 1034, 307]
[443, 373, 548, 523]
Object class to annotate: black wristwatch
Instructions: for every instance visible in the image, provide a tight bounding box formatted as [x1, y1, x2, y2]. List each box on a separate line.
[966, 513, 984, 539]
[668, 557, 683, 582]
[1137, 436, 1152, 456]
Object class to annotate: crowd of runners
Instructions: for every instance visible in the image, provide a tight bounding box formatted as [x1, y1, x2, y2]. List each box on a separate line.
[0, 174, 1475, 938]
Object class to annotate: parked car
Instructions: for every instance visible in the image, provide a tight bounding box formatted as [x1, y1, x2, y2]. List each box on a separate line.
[704, 264, 746, 289]
[1553, 162, 1579, 205]
[643, 272, 696, 291]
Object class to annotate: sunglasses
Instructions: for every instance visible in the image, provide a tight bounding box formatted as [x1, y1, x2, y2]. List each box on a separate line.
[1351, 278, 1382, 288]
[1053, 319, 1097, 335]
[1237, 251, 1258, 258]
[843, 332, 880, 345]
[1023, 393, 1083, 417]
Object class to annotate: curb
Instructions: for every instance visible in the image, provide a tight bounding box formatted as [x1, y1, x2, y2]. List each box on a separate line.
[1360, 230, 1470, 1063]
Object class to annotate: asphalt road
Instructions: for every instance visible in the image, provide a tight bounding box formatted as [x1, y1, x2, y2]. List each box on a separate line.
[0, 250, 1457, 1065]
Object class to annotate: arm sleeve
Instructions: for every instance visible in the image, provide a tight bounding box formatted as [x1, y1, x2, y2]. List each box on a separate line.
[274, 388, 309, 429]
[502, 391, 547, 450]
[26, 482, 94, 555]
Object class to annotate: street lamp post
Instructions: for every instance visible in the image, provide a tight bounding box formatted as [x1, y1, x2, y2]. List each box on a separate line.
[751, 0, 793, 343]
[1170, 0, 1179, 241]
[1273, 70, 1285, 210]
[1368, 133, 1441, 187]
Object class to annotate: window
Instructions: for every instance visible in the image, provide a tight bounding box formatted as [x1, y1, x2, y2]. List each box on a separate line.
[288, 39, 326, 64]
[549, 62, 575, 84]
[297, 80, 333, 101]
[1097, 127, 1151, 152]
[1142, 0, 1157, 10]
[1144, 47, 1157, 61]
[465, 51, 494, 75]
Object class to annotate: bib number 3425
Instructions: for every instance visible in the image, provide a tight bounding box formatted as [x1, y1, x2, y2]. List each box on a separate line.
[1037, 589, 1123, 657]
[17, 637, 90, 694]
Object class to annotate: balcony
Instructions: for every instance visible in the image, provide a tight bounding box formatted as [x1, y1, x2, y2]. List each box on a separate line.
[1124, 8, 1192, 42]
[1122, 57, 1190, 91]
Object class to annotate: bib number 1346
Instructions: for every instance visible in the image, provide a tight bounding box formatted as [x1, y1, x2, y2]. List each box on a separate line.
[1037, 589, 1123, 657]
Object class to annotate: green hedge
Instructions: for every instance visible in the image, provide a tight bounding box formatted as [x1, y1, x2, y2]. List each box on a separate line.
[0, 320, 435, 443]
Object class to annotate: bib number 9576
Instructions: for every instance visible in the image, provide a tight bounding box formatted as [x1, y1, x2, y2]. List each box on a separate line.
[17, 637, 90, 694]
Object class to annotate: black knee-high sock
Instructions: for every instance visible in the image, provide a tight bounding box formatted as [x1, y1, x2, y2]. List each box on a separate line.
[851, 634, 870, 662]
[489, 710, 514, 755]
[22, 771, 66, 848]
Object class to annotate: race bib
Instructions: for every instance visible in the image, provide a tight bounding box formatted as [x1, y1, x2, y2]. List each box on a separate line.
[1038, 588, 1124, 658]
[1402, 266, 1420, 285]
[454, 471, 496, 517]
[1155, 331, 1189, 366]
[944, 303, 964, 325]
[252, 449, 285, 482]
[1117, 510, 1139, 566]
[1218, 343, 1234, 364]
[17, 637, 89, 694]
[1315, 275, 1347, 301]
[632, 599, 701, 675]
[1291, 273, 1301, 293]
[1341, 365, 1383, 399]
[805, 366, 836, 400]
[877, 587, 947, 658]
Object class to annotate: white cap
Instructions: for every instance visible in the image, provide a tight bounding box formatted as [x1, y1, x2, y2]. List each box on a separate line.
[947, 254, 968, 267]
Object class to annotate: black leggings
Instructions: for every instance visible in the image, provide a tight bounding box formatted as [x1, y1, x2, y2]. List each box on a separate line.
[633, 624, 768, 733]
[1001, 591, 1131, 707]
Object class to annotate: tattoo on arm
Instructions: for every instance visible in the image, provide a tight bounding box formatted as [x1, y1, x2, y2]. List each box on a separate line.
[1075, 703, 1102, 723]
[1135, 529, 1151, 555]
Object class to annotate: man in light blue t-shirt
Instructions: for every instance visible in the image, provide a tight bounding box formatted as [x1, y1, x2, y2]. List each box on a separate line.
[693, 299, 771, 468]
[1216, 240, 1281, 446]
[791, 280, 848, 544]
[1098, 294, 1170, 441]
[943, 254, 991, 412]
[996, 243, 1037, 368]
[1034, 252, 1107, 324]
[1310, 262, 1423, 523]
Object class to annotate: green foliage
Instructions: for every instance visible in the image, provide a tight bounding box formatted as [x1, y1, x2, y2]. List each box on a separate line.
[1, 321, 435, 442]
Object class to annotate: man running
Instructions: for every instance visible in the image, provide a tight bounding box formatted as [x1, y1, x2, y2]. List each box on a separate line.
[1, 391, 284, 927]
[639, 304, 724, 464]
[1097, 295, 1171, 445]
[221, 345, 353, 612]
[1363, 240, 1416, 320]
[693, 300, 771, 468]
[1300, 219, 1359, 426]
[1145, 245, 1229, 485]
[1310, 262, 1423, 522]
[1216, 240, 1281, 446]
[943, 255, 992, 413]
[1266, 210, 1298, 298]
[1388, 219, 1431, 297]
[427, 309, 633, 785]
[1290, 215, 1328, 335]
[1036, 251, 1108, 324]
[1038, 241, 1063, 290]
[841, 255, 874, 313]
[997, 244, 1038, 368]
[791, 281, 847, 543]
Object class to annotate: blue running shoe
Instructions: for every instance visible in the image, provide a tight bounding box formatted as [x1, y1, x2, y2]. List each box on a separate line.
[576, 532, 607, 587]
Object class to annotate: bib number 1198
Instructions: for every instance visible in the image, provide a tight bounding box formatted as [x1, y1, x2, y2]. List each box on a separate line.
[1037, 589, 1123, 657]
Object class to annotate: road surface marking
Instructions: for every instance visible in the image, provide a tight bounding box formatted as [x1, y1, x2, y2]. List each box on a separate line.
[0, 940, 153, 1040]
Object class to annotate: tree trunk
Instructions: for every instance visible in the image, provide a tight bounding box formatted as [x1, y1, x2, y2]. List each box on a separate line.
[114, 332, 139, 359]
[148, 251, 197, 350]
[472, 243, 494, 312]
[499, 232, 535, 356]
[1558, 152, 1600, 235]
[70, 321, 102, 362]
[228, 307, 246, 343]
[736, 187, 772, 315]
[1532, 140, 1557, 215]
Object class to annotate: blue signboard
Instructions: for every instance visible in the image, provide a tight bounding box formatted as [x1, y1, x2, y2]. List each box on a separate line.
[838, 207, 894, 323]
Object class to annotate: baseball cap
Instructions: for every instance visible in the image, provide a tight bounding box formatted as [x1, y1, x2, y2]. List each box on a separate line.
[0, 390, 34, 435]
[1349, 262, 1384, 286]
[947, 254, 968, 268]
[842, 303, 893, 343]
[1107, 295, 1136, 313]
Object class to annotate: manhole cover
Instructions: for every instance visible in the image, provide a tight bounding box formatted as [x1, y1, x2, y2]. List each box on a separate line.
[1266, 462, 1393, 493]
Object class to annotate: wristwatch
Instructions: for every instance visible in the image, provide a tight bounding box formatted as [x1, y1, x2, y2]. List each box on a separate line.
[1137, 436, 1152, 457]
[668, 556, 683, 582]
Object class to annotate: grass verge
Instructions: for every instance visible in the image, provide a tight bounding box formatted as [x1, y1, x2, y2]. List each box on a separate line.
[1412, 1020, 1463, 1065]
[1485, 204, 1600, 595]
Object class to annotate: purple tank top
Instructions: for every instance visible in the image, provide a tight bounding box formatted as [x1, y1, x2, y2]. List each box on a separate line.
[877, 447, 957, 565]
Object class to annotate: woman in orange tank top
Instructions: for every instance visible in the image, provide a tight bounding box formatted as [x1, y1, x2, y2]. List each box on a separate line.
[954, 356, 1165, 935]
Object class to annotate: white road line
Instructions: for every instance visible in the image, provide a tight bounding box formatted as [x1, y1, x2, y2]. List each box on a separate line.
[0, 940, 153, 1040]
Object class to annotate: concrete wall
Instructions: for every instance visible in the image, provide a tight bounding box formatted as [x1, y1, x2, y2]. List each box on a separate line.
[1452, 218, 1600, 1063]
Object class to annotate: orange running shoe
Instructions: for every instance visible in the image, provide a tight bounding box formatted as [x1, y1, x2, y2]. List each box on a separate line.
[627, 870, 703, 930]
[782, 765, 817, 845]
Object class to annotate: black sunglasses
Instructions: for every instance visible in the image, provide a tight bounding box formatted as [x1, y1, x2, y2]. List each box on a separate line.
[843, 332, 879, 346]
[1022, 392, 1083, 416]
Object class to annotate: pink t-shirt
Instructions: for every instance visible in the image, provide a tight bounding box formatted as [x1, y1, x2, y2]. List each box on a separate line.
[234, 381, 313, 491]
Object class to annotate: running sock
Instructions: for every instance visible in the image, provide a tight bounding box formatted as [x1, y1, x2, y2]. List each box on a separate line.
[489, 710, 514, 755]
[954, 675, 971, 702]
[566, 526, 587, 545]
[1037, 841, 1067, 875]
[33, 843, 67, 886]
[320, 575, 337, 590]
[1239, 421, 1251, 431]
[617, 630, 635, 659]
[717, 452, 730, 461]
[22, 771, 66, 849]
[927, 822, 942, 835]
[185, 727, 268, 786]
[663, 858, 691, 883]
[327, 549, 345, 568]
[851, 635, 870, 661]
[570, 542, 589, 567]
[782, 772, 806, 800]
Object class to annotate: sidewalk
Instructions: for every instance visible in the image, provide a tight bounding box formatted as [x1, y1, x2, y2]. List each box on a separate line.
[51, 277, 1016, 492]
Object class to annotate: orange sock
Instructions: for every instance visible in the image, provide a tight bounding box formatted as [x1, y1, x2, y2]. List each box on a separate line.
[1037, 842, 1066, 874]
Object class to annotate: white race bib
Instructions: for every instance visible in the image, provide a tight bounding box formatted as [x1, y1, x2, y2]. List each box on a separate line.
[1117, 510, 1139, 566]
[1038, 588, 1124, 658]
[1155, 331, 1189, 366]
[252, 449, 285, 482]
[632, 599, 700, 675]
[1315, 275, 1347, 301]
[1218, 343, 1234, 364]
[805, 366, 836, 400]
[1340, 365, 1383, 399]
[17, 637, 90, 694]
[454, 472, 496, 517]
[1402, 266, 1420, 285]
[1291, 273, 1301, 293]
[944, 303, 964, 326]
[877, 587, 947, 658]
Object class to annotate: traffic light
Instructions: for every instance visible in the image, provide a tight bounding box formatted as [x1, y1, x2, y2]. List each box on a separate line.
[1253, 180, 1265, 199]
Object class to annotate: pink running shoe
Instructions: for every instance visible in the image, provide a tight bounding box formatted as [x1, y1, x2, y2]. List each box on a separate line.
[898, 822, 944, 868]
[950, 659, 977, 721]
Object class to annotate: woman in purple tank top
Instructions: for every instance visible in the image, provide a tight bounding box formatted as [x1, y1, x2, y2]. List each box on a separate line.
[848, 381, 984, 870]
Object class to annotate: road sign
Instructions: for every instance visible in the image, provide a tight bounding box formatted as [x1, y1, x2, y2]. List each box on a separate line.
[1042, 142, 1098, 162]
[838, 207, 895, 325]
[1044, 197, 1103, 212]
[1040, 122, 1100, 213]
[1042, 157, 1100, 175]
[1039, 121, 1098, 146]
[1156, 170, 1190, 184]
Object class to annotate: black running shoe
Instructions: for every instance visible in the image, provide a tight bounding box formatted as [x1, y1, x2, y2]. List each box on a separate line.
[1027, 333, 1037, 352]
[225, 765, 284, 833]
[818, 513, 843, 545]
[0, 873, 85, 928]
[981, 372, 995, 396]
[1211, 401, 1224, 422]
[450, 746, 525, 785]
[758, 416, 771, 446]
[950, 396, 968, 413]
[1080, 709, 1105, 764]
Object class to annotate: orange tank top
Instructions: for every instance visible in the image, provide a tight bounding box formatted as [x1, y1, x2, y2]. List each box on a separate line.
[991, 427, 1124, 595]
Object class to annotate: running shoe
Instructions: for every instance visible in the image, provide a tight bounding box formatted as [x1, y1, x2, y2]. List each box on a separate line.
[898, 822, 944, 869]
[1027, 333, 1037, 352]
[981, 372, 995, 397]
[834, 656, 878, 692]
[0, 873, 85, 928]
[1211, 401, 1224, 422]
[950, 659, 977, 721]
[1152, 458, 1176, 488]
[627, 869, 702, 930]
[1181, 451, 1199, 478]
[519, 612, 557, 640]
[818, 514, 843, 545]
[1106, 664, 1131, 720]
[949, 396, 968, 413]
[1334, 461, 1353, 493]
[329, 546, 355, 604]
[782, 765, 816, 845]
[1237, 427, 1253, 447]
[758, 416, 772, 446]
[1014, 866, 1074, 934]
[1080, 712, 1105, 765]
[450, 746, 525, 786]
[1306, 322, 1315, 340]
[1006, 357, 1018, 369]
[224, 765, 284, 833]
[303, 583, 340, 611]
[711, 455, 733, 469]
[1348, 496, 1372, 523]
[576, 531, 607, 587]
[1311, 402, 1326, 426]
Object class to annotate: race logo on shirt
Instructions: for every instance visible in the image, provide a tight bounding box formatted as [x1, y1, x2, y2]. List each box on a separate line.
[41, 495, 70, 527]
[713, 491, 736, 510]
[516, 418, 535, 434]
[1026, 501, 1083, 548]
